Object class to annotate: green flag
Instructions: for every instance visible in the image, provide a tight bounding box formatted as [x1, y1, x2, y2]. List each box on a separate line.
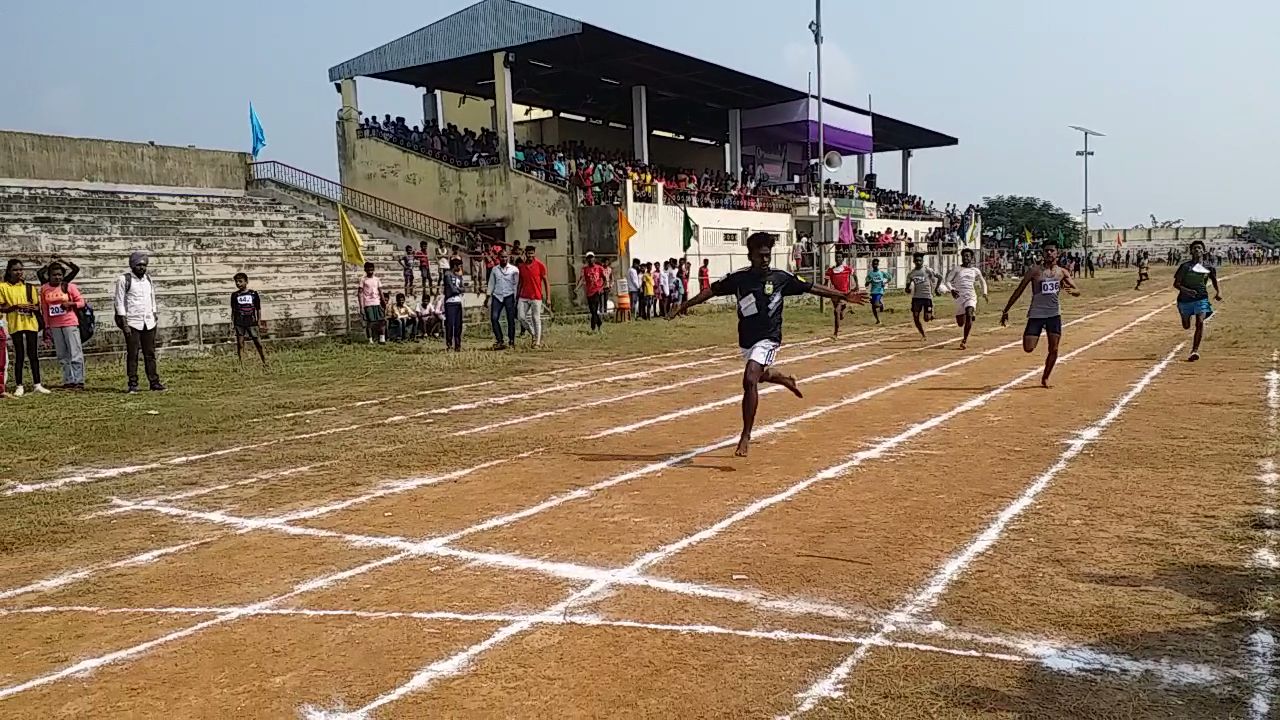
[682, 206, 696, 252]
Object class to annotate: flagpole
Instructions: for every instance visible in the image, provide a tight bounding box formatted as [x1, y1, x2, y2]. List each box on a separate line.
[813, 0, 825, 289]
[340, 256, 352, 339]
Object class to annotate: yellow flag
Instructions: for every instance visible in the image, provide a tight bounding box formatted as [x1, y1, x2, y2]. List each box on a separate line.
[339, 205, 366, 266]
[1023, 227, 1033, 247]
[617, 207, 637, 257]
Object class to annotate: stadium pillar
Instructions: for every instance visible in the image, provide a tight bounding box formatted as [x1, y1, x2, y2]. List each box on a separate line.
[900, 149, 912, 194]
[856, 154, 866, 184]
[422, 89, 441, 130]
[632, 86, 650, 164]
[492, 51, 516, 166]
[728, 109, 743, 178]
[337, 78, 360, 181]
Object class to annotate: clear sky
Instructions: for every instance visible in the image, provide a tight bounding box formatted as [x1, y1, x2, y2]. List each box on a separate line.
[2, 0, 1275, 228]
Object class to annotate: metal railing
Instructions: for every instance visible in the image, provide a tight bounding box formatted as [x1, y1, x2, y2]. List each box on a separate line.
[248, 161, 487, 248]
[355, 126, 501, 169]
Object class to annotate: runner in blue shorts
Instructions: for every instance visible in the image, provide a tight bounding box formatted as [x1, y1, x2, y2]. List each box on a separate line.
[864, 258, 891, 326]
[1173, 240, 1222, 362]
[1001, 240, 1080, 388]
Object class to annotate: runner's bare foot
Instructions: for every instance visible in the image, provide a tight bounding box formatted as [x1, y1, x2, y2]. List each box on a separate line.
[778, 374, 804, 399]
[959, 341, 967, 350]
[1041, 378, 1052, 388]
[735, 437, 751, 457]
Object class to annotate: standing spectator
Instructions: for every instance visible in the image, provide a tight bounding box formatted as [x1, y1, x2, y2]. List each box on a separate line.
[415, 241, 434, 293]
[487, 250, 519, 350]
[641, 262, 656, 320]
[666, 257, 685, 318]
[657, 260, 672, 317]
[627, 258, 643, 320]
[230, 272, 267, 366]
[577, 252, 608, 332]
[442, 257, 465, 351]
[699, 259, 711, 293]
[0, 259, 49, 396]
[399, 245, 416, 296]
[113, 251, 164, 393]
[0, 304, 7, 399]
[357, 261, 386, 345]
[601, 257, 615, 317]
[517, 245, 551, 348]
[40, 262, 87, 390]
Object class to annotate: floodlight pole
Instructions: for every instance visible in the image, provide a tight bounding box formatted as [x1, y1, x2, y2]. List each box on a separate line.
[1072, 126, 1102, 256]
[812, 0, 825, 282]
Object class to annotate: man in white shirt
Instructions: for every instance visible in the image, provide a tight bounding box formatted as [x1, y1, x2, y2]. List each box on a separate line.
[944, 248, 989, 350]
[626, 259, 642, 321]
[113, 250, 164, 393]
[486, 250, 520, 349]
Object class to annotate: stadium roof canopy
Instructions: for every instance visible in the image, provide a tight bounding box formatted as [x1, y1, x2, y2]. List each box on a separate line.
[329, 0, 957, 154]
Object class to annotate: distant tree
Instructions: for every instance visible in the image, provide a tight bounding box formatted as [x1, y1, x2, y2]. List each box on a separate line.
[1245, 219, 1280, 247]
[978, 196, 1083, 248]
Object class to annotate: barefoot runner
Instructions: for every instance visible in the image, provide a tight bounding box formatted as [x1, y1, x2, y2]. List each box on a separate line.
[670, 232, 867, 456]
[944, 248, 989, 349]
[1173, 240, 1221, 362]
[824, 252, 857, 337]
[1000, 240, 1080, 388]
[905, 253, 942, 340]
[1135, 250, 1150, 290]
[864, 258, 890, 325]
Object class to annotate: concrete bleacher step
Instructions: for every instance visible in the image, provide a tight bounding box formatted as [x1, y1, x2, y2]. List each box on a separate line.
[0, 184, 402, 349]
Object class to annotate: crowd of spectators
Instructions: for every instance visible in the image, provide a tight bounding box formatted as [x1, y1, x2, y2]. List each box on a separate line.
[358, 113, 953, 220]
[358, 114, 501, 168]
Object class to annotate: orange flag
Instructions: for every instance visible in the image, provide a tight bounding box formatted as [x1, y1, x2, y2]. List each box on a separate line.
[618, 207, 637, 257]
[1115, 232, 1124, 247]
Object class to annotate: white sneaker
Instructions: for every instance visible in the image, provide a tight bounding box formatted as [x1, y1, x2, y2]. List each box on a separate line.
[13, 385, 24, 398]
[33, 384, 51, 395]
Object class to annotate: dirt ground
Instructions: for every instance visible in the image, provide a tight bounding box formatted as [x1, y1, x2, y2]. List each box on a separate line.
[2, 266, 1278, 719]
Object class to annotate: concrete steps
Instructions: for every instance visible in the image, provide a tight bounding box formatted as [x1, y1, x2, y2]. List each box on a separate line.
[0, 184, 404, 349]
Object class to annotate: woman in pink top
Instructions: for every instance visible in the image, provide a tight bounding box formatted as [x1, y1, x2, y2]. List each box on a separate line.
[40, 261, 86, 389]
[357, 261, 386, 344]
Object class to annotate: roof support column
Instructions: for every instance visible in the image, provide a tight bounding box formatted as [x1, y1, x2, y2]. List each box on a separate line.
[856, 154, 866, 184]
[901, 149, 912, 194]
[492, 51, 516, 166]
[336, 78, 360, 184]
[727, 108, 742, 179]
[422, 89, 441, 130]
[632, 85, 650, 164]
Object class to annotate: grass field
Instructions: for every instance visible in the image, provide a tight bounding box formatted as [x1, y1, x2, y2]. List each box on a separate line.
[2, 264, 1278, 719]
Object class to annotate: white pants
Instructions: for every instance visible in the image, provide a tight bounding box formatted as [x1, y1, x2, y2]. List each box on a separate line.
[741, 339, 780, 367]
[953, 294, 977, 316]
[518, 298, 543, 341]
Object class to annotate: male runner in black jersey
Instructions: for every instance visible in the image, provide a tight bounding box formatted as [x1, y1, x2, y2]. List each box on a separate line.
[670, 232, 867, 456]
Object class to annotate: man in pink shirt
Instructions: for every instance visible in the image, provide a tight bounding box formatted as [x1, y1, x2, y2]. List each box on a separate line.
[40, 261, 86, 389]
[358, 261, 386, 344]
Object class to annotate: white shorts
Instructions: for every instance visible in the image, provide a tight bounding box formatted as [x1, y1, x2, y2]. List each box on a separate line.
[741, 339, 780, 367]
[954, 295, 977, 316]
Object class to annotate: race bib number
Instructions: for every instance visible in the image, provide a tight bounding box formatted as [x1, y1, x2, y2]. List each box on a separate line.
[48, 305, 67, 316]
[1041, 279, 1061, 295]
[236, 295, 255, 305]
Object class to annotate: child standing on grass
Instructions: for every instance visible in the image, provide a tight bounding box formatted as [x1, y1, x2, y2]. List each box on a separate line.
[400, 245, 416, 297]
[358, 262, 386, 344]
[231, 272, 267, 366]
[443, 257, 465, 351]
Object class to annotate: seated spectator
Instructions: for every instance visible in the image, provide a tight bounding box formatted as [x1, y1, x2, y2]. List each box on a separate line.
[387, 293, 416, 342]
[417, 291, 444, 339]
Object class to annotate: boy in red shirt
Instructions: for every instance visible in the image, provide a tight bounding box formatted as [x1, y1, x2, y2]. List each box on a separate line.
[577, 252, 608, 332]
[824, 253, 858, 337]
[517, 245, 551, 347]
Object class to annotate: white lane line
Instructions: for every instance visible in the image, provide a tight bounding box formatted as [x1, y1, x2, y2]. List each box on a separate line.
[248, 345, 726, 423]
[781, 342, 1185, 718]
[11, 340, 841, 495]
[0, 305, 1161, 703]
[456, 334, 898, 437]
[0, 539, 219, 601]
[87, 464, 329, 518]
[301, 307, 1168, 719]
[1249, 628, 1276, 720]
[0, 551, 417, 702]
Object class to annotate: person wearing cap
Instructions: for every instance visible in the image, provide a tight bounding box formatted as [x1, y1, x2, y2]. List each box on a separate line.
[576, 252, 608, 332]
[113, 250, 165, 393]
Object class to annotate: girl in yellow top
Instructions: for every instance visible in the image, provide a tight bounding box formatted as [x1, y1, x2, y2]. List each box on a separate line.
[0, 259, 49, 396]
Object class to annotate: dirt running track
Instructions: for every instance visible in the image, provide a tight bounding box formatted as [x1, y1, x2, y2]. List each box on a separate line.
[2, 268, 1279, 719]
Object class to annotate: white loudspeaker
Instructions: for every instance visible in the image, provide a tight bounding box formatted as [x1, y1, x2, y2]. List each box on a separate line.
[823, 151, 843, 172]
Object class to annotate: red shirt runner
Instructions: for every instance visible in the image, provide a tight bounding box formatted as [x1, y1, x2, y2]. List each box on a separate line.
[582, 264, 607, 296]
[826, 263, 853, 293]
[698, 266, 711, 292]
[518, 258, 548, 300]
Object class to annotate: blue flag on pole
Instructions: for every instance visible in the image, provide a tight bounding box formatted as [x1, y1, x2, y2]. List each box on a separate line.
[249, 102, 267, 159]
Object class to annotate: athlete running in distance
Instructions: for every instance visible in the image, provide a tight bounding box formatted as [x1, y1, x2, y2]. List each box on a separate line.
[1173, 240, 1221, 362]
[865, 258, 890, 325]
[670, 232, 867, 456]
[1135, 251, 1151, 290]
[824, 252, 858, 337]
[945, 248, 989, 350]
[905, 253, 942, 340]
[1000, 240, 1080, 388]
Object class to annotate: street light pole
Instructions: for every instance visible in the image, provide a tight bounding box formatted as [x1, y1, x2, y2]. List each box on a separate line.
[1070, 125, 1105, 257]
